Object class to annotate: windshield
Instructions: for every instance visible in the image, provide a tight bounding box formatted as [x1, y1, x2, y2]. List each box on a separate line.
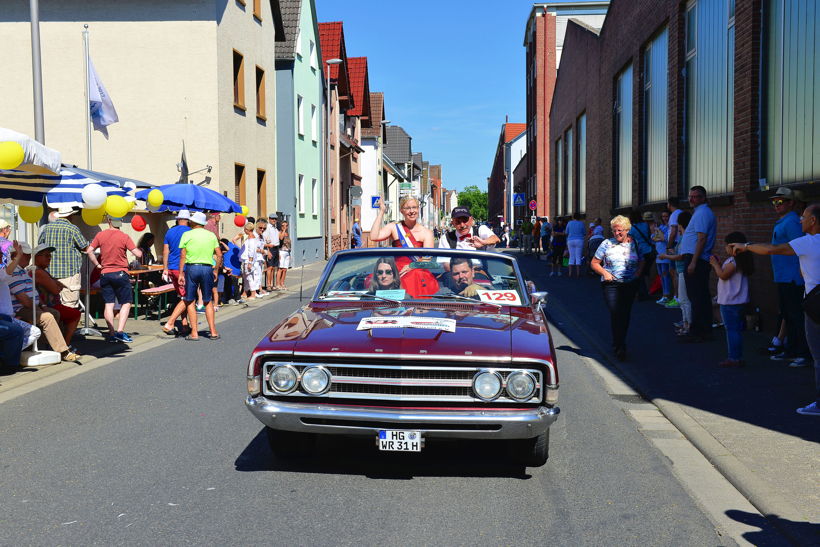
[316, 250, 526, 306]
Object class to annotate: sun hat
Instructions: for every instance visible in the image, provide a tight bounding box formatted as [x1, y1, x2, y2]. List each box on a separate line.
[14, 242, 32, 254]
[190, 211, 207, 225]
[0, 220, 10, 230]
[54, 205, 78, 218]
[642, 211, 655, 221]
[772, 187, 797, 200]
[176, 209, 191, 220]
[33, 243, 56, 255]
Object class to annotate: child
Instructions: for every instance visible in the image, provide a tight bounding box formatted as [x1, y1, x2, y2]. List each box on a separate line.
[658, 211, 692, 335]
[709, 232, 755, 367]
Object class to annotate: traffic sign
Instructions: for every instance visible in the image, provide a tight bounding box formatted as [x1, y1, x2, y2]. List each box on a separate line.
[513, 193, 526, 207]
[371, 196, 381, 209]
[528, 200, 537, 211]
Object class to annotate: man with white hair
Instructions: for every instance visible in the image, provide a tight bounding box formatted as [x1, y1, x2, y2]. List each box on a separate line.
[37, 206, 90, 309]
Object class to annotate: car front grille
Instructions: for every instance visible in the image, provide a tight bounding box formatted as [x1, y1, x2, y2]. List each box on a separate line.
[261, 361, 543, 404]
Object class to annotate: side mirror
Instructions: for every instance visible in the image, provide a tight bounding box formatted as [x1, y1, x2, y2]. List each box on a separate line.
[530, 291, 549, 306]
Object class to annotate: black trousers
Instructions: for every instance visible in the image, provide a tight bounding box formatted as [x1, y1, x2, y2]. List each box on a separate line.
[778, 282, 810, 357]
[601, 280, 639, 351]
[684, 256, 713, 337]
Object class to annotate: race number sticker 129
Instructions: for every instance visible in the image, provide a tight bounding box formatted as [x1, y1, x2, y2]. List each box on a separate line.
[476, 290, 523, 306]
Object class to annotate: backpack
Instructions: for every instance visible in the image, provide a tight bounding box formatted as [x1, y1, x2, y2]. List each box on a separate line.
[445, 226, 480, 248]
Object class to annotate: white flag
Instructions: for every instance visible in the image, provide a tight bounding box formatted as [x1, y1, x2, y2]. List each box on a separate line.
[88, 59, 119, 137]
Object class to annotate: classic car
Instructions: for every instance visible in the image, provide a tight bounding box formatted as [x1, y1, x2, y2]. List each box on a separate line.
[245, 247, 560, 466]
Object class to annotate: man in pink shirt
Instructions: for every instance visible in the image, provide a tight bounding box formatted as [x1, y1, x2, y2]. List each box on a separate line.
[87, 216, 143, 343]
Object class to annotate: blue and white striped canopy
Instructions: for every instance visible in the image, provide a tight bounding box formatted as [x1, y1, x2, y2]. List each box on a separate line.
[0, 168, 135, 207]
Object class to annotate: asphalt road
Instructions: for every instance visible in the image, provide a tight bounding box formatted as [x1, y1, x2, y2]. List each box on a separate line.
[0, 291, 731, 546]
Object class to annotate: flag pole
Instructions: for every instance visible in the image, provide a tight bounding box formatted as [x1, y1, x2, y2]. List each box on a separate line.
[78, 24, 102, 338]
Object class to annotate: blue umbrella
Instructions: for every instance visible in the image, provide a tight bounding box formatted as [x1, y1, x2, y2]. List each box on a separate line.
[135, 183, 241, 213]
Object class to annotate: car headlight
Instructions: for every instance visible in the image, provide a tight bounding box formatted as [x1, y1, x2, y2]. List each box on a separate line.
[473, 371, 502, 401]
[301, 366, 331, 394]
[269, 364, 298, 393]
[505, 371, 536, 401]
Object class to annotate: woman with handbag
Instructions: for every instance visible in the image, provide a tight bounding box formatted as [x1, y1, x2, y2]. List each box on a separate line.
[590, 215, 645, 361]
[730, 203, 820, 416]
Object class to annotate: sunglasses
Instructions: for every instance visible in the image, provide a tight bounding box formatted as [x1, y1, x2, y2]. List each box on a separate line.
[376, 269, 393, 275]
[771, 199, 791, 206]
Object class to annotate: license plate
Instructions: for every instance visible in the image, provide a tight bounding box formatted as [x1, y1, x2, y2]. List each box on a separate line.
[377, 430, 422, 452]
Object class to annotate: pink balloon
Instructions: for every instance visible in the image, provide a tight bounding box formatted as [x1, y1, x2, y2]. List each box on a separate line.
[131, 214, 147, 232]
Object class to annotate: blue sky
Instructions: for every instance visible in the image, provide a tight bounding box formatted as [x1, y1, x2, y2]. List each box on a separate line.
[315, 0, 539, 192]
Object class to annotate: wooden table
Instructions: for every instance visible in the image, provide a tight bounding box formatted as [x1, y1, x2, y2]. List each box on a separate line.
[127, 265, 164, 319]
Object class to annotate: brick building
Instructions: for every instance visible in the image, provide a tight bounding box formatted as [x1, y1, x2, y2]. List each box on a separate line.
[549, 0, 819, 327]
[523, 2, 609, 219]
[488, 123, 527, 225]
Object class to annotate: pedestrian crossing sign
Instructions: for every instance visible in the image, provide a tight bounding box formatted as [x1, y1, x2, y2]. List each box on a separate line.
[513, 193, 526, 207]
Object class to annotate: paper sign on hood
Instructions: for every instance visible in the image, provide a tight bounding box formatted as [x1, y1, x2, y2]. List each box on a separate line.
[357, 316, 456, 333]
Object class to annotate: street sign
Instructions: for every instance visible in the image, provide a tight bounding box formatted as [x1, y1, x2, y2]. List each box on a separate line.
[528, 200, 537, 211]
[399, 183, 412, 190]
[513, 193, 526, 207]
[351, 198, 362, 207]
[371, 196, 381, 209]
[350, 186, 363, 198]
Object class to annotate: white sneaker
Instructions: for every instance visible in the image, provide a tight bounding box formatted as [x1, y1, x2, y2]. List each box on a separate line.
[796, 402, 820, 416]
[788, 358, 808, 368]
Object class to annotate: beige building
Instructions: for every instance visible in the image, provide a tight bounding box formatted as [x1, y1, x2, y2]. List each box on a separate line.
[0, 0, 283, 236]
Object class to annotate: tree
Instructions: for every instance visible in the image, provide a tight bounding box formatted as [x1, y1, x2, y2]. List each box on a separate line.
[458, 185, 488, 221]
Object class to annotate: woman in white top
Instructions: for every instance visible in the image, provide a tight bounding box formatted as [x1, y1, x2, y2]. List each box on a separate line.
[239, 223, 266, 299]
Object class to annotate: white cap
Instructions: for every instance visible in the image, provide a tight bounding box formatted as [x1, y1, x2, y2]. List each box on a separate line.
[0, 219, 10, 230]
[33, 243, 56, 255]
[106, 216, 123, 228]
[176, 209, 191, 220]
[190, 211, 207, 225]
[14, 242, 32, 254]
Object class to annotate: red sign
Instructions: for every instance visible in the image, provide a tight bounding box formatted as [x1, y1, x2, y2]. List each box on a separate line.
[528, 200, 537, 211]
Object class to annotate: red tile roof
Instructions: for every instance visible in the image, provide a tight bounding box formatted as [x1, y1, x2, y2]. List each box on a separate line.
[504, 123, 526, 143]
[346, 57, 371, 121]
[362, 92, 384, 138]
[318, 21, 344, 80]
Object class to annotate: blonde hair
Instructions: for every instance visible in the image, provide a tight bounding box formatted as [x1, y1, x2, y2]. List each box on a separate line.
[610, 215, 631, 231]
[399, 196, 419, 210]
[244, 222, 254, 232]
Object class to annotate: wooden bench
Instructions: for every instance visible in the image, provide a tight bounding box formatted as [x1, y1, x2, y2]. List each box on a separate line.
[140, 284, 176, 322]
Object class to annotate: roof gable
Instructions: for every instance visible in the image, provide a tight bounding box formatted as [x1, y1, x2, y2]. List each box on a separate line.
[504, 123, 527, 143]
[362, 92, 384, 138]
[318, 21, 352, 109]
[346, 57, 372, 124]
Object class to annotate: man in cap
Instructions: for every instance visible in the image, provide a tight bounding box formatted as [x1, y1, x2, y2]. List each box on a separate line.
[438, 206, 500, 271]
[263, 213, 280, 291]
[87, 216, 142, 343]
[767, 186, 810, 367]
[37, 206, 90, 309]
[179, 211, 222, 340]
[161, 210, 192, 335]
[0, 238, 27, 372]
[10, 243, 80, 361]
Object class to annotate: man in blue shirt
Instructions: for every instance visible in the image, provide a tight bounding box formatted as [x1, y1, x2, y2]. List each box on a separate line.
[351, 218, 362, 249]
[678, 185, 717, 342]
[161, 210, 192, 335]
[539, 217, 552, 258]
[769, 187, 809, 366]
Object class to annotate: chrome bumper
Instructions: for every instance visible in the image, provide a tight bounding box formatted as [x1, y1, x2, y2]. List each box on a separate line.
[245, 396, 560, 439]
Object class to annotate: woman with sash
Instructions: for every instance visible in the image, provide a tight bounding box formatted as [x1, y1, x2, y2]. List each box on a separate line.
[369, 196, 437, 297]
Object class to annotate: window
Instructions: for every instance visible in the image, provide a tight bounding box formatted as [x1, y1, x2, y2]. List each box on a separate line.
[565, 127, 573, 213]
[298, 174, 305, 214]
[257, 169, 266, 217]
[685, 0, 734, 194]
[311, 178, 318, 216]
[642, 28, 669, 203]
[295, 28, 302, 59]
[615, 64, 633, 207]
[555, 138, 563, 215]
[311, 104, 317, 142]
[309, 40, 317, 68]
[255, 66, 266, 120]
[253, 0, 262, 20]
[578, 113, 587, 213]
[234, 163, 246, 204]
[766, 0, 820, 185]
[297, 95, 304, 135]
[233, 50, 245, 110]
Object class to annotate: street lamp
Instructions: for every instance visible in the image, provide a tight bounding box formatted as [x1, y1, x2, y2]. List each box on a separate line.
[325, 57, 343, 259]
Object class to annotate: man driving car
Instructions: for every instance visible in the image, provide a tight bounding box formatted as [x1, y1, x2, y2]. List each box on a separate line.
[448, 257, 484, 299]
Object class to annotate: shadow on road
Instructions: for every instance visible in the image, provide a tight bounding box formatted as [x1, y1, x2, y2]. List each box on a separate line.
[725, 509, 819, 546]
[235, 428, 534, 480]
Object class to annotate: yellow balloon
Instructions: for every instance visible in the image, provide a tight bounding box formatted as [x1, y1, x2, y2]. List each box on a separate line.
[18, 204, 43, 223]
[105, 195, 129, 218]
[126, 199, 135, 211]
[241, 205, 249, 216]
[147, 189, 164, 208]
[0, 141, 25, 170]
[81, 206, 105, 226]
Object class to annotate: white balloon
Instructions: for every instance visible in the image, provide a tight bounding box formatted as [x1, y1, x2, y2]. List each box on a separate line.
[81, 184, 107, 208]
[123, 181, 137, 193]
[146, 202, 162, 213]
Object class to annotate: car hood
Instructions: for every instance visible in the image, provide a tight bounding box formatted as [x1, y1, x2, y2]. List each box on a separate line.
[273, 303, 520, 359]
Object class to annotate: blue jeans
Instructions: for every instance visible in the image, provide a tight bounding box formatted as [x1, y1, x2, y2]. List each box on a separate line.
[720, 304, 745, 361]
[0, 313, 25, 369]
[657, 262, 673, 296]
[184, 264, 215, 303]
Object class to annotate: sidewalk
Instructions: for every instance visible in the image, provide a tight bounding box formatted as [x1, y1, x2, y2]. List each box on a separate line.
[0, 259, 328, 393]
[512, 251, 819, 541]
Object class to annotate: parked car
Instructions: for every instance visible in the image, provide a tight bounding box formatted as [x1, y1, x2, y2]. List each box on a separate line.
[245, 248, 560, 466]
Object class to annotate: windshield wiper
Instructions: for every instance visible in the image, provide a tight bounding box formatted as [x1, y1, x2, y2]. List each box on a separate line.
[420, 293, 502, 308]
[318, 291, 402, 305]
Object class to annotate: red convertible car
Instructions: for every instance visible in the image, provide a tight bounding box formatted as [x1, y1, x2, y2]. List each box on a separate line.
[245, 248, 560, 466]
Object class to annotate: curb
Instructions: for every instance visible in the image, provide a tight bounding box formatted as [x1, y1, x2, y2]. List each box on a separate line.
[544, 279, 814, 546]
[0, 270, 325, 396]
